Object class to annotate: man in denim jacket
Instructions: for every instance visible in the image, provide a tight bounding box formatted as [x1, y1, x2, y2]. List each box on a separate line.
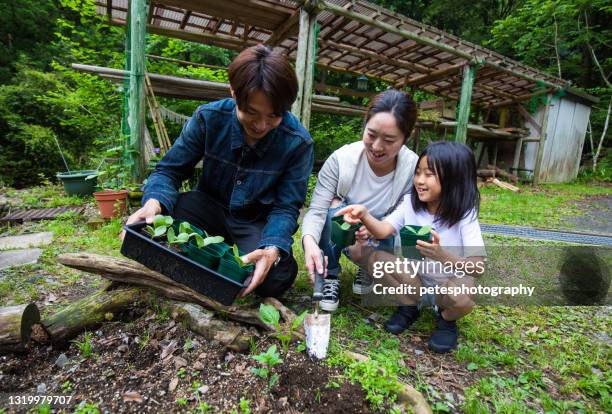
[126, 45, 314, 298]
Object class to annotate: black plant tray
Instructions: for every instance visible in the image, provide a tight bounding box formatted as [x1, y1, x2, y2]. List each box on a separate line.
[120, 222, 247, 305]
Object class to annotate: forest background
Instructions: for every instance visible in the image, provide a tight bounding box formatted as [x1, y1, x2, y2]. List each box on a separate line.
[0, 0, 609, 188]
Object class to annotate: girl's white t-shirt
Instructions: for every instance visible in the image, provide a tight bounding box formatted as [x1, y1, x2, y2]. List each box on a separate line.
[385, 194, 486, 258]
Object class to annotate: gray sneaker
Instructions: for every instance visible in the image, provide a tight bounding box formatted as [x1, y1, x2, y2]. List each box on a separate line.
[352, 267, 373, 295]
[319, 278, 340, 312]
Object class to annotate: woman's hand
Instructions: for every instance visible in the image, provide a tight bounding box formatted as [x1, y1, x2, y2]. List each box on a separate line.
[415, 230, 448, 262]
[302, 235, 327, 283]
[335, 204, 368, 225]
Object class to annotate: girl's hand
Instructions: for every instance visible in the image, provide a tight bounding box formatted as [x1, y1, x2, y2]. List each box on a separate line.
[416, 230, 447, 262]
[335, 204, 368, 224]
[355, 225, 371, 243]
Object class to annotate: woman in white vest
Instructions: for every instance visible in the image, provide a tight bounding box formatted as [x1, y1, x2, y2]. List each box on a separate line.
[301, 89, 419, 311]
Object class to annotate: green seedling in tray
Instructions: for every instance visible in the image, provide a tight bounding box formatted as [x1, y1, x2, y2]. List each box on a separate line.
[340, 222, 352, 231]
[402, 224, 432, 236]
[145, 214, 174, 238]
[168, 222, 224, 248]
[231, 244, 250, 267]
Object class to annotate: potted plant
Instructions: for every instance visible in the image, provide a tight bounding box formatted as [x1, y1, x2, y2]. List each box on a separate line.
[217, 244, 254, 283]
[90, 139, 132, 219]
[53, 134, 101, 196]
[399, 225, 432, 259]
[331, 215, 361, 248]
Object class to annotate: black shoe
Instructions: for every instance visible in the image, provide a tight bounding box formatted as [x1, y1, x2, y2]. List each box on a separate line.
[384, 306, 420, 335]
[428, 308, 458, 353]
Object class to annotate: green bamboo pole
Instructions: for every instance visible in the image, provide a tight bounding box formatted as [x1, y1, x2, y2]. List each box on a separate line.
[127, 0, 147, 182]
[455, 64, 476, 143]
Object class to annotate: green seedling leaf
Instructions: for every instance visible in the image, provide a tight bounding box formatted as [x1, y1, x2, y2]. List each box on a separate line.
[403, 225, 417, 234]
[85, 173, 99, 180]
[154, 225, 168, 238]
[203, 236, 224, 247]
[259, 303, 281, 328]
[269, 373, 280, 387]
[175, 233, 190, 244]
[417, 225, 432, 236]
[232, 244, 247, 267]
[166, 226, 176, 243]
[145, 225, 156, 237]
[193, 233, 205, 248]
[153, 215, 168, 227]
[179, 221, 191, 234]
[340, 222, 351, 230]
[291, 310, 308, 331]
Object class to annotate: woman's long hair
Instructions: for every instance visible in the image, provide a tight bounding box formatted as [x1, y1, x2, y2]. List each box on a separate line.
[410, 141, 480, 228]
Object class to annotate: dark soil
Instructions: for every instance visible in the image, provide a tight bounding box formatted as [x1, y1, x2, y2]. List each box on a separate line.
[1, 310, 381, 413]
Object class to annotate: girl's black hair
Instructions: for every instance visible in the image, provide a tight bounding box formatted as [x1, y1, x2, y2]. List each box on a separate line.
[411, 141, 480, 228]
[364, 89, 417, 143]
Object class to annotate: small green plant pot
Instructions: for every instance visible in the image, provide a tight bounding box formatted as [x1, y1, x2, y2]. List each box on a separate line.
[56, 170, 98, 196]
[187, 242, 227, 269]
[399, 225, 432, 259]
[217, 257, 254, 283]
[171, 222, 205, 253]
[330, 216, 361, 248]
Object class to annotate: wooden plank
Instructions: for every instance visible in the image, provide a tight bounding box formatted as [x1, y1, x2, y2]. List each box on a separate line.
[404, 63, 464, 87]
[265, 8, 300, 46]
[516, 104, 542, 135]
[533, 94, 554, 184]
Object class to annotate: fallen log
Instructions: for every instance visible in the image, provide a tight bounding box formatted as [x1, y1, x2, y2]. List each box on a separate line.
[477, 169, 496, 178]
[345, 351, 432, 414]
[42, 286, 148, 344]
[167, 301, 254, 353]
[57, 253, 272, 331]
[0, 304, 40, 354]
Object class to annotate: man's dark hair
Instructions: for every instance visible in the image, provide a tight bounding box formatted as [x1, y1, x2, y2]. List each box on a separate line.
[228, 45, 298, 115]
[365, 89, 418, 143]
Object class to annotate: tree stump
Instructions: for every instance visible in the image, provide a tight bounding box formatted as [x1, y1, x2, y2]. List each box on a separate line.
[0, 304, 40, 354]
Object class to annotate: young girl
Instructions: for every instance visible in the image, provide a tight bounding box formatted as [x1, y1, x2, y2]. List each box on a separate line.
[336, 141, 486, 353]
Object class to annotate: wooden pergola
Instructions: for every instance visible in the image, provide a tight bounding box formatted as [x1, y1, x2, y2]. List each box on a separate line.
[95, 0, 597, 183]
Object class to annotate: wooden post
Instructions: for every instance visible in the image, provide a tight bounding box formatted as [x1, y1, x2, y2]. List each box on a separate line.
[455, 64, 476, 143]
[533, 94, 553, 185]
[127, 0, 147, 182]
[291, 1, 319, 129]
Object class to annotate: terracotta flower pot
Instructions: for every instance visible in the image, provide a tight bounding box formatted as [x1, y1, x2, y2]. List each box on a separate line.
[93, 190, 129, 219]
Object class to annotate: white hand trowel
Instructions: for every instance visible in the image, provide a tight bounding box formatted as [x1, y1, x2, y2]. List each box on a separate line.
[304, 252, 331, 359]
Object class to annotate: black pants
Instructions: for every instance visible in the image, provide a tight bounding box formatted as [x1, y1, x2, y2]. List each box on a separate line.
[173, 191, 298, 298]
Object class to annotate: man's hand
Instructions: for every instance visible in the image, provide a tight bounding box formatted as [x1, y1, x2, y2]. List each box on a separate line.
[239, 247, 280, 297]
[120, 199, 162, 240]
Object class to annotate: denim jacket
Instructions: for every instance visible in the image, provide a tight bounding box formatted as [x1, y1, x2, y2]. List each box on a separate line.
[142, 98, 314, 255]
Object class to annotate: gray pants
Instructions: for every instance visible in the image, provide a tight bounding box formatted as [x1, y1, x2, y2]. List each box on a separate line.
[173, 191, 298, 298]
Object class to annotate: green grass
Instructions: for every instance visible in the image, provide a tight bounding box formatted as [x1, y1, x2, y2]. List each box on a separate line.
[479, 182, 610, 228]
[1, 183, 610, 413]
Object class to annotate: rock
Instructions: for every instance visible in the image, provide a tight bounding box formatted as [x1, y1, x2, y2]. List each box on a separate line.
[197, 385, 209, 395]
[277, 397, 288, 408]
[117, 344, 128, 353]
[174, 356, 188, 369]
[414, 349, 424, 356]
[54, 353, 68, 369]
[193, 361, 205, 371]
[36, 383, 47, 394]
[168, 377, 179, 392]
[224, 352, 235, 364]
[0, 248, 42, 270]
[0, 232, 53, 250]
